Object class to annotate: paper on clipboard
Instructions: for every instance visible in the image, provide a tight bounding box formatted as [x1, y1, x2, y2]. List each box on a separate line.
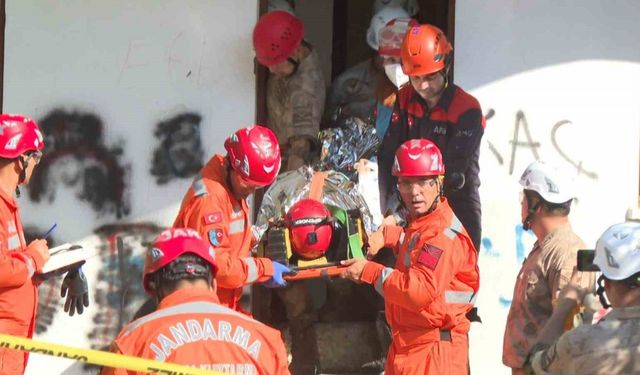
[39, 243, 89, 274]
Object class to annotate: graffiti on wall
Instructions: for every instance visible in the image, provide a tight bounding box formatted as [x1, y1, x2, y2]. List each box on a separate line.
[484, 109, 598, 180]
[150, 112, 204, 184]
[28, 109, 130, 218]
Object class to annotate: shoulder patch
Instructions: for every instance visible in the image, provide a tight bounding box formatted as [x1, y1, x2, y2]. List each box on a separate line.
[203, 212, 223, 225]
[208, 229, 223, 247]
[417, 243, 443, 270]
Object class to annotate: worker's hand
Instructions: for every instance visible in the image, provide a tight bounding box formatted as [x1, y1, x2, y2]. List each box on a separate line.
[61, 266, 90, 316]
[558, 267, 591, 305]
[366, 230, 385, 259]
[340, 258, 368, 282]
[381, 215, 397, 227]
[263, 262, 292, 288]
[27, 239, 50, 270]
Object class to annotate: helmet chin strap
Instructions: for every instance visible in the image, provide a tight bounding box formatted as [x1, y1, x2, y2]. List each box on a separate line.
[522, 197, 540, 231]
[15, 156, 30, 198]
[424, 178, 444, 215]
[596, 275, 611, 309]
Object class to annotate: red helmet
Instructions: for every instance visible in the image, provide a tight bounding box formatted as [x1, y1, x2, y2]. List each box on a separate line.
[285, 199, 333, 260]
[0, 114, 44, 159]
[392, 139, 445, 177]
[253, 11, 304, 67]
[401, 24, 452, 76]
[224, 125, 281, 187]
[143, 228, 218, 294]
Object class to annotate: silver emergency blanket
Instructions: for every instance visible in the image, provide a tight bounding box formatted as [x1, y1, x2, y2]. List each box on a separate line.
[317, 116, 380, 179]
[254, 167, 375, 240]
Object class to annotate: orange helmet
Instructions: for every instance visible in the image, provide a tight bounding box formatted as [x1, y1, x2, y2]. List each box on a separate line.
[285, 199, 333, 260]
[401, 24, 452, 76]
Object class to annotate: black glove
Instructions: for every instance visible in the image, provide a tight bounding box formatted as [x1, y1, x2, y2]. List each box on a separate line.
[61, 266, 89, 316]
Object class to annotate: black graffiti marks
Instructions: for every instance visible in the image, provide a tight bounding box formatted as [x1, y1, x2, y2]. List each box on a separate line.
[150, 112, 204, 184]
[485, 109, 597, 179]
[28, 109, 130, 218]
[87, 223, 162, 352]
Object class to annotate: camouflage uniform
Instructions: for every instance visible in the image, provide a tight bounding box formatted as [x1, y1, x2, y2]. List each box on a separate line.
[529, 306, 640, 375]
[267, 48, 325, 167]
[266, 47, 325, 375]
[324, 58, 378, 122]
[503, 224, 597, 369]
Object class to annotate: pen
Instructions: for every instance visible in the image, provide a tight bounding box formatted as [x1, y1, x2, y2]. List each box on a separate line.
[43, 223, 57, 239]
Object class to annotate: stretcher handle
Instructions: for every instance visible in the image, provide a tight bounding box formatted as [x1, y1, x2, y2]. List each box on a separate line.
[283, 265, 346, 280]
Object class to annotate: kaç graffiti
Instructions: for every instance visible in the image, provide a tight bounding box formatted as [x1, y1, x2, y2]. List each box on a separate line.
[484, 109, 598, 179]
[28, 109, 130, 218]
[150, 112, 204, 184]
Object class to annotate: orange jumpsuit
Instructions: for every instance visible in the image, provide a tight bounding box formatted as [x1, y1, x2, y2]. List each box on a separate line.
[0, 189, 47, 374]
[359, 198, 479, 375]
[174, 155, 274, 312]
[101, 288, 290, 375]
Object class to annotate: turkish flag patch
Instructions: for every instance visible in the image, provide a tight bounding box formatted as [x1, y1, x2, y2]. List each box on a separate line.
[417, 243, 443, 270]
[203, 212, 223, 225]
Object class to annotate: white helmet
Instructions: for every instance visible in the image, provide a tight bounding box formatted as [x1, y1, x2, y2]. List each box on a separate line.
[593, 222, 640, 280]
[366, 7, 410, 51]
[373, 0, 420, 17]
[519, 161, 575, 204]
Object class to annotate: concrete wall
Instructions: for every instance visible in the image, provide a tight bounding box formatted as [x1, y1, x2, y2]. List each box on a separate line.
[3, 1, 257, 373]
[455, 0, 640, 373]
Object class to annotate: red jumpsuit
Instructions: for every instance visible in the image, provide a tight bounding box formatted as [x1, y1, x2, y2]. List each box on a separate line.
[360, 198, 479, 374]
[174, 155, 275, 312]
[101, 288, 290, 375]
[0, 189, 47, 374]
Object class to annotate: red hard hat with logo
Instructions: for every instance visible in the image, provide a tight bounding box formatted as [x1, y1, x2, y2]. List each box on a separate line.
[253, 10, 304, 67]
[401, 24, 452, 76]
[143, 227, 218, 294]
[224, 125, 281, 187]
[392, 139, 445, 177]
[286, 199, 333, 260]
[0, 114, 44, 159]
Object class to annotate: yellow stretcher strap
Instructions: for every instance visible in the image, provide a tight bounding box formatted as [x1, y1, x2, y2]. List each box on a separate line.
[0, 334, 221, 375]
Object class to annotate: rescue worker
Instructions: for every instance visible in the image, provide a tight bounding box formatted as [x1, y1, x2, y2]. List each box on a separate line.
[378, 24, 485, 250]
[173, 125, 291, 313]
[324, 6, 411, 123]
[527, 222, 640, 374]
[100, 228, 290, 375]
[253, 11, 324, 373]
[253, 10, 325, 171]
[341, 139, 479, 375]
[0, 114, 89, 375]
[503, 161, 597, 375]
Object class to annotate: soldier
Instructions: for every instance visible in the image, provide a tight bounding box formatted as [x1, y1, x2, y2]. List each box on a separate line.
[527, 222, 640, 374]
[503, 161, 597, 374]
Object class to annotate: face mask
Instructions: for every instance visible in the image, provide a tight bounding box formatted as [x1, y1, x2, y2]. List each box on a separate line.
[384, 63, 409, 89]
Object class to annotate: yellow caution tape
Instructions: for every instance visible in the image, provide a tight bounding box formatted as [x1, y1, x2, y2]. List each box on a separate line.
[0, 334, 222, 375]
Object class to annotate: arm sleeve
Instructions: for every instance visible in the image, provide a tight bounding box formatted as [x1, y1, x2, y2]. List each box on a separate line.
[177, 195, 274, 288]
[443, 107, 484, 181]
[529, 333, 572, 375]
[0, 238, 46, 288]
[360, 234, 460, 311]
[377, 101, 405, 214]
[290, 85, 322, 143]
